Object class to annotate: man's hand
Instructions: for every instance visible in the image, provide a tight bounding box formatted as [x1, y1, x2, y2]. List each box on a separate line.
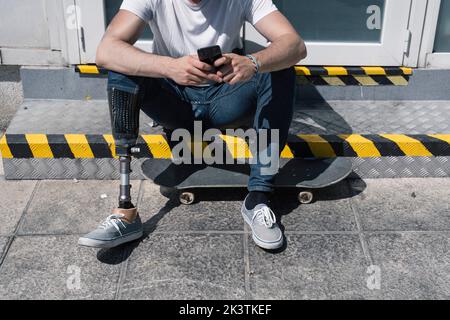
[214, 54, 257, 85]
[167, 55, 222, 86]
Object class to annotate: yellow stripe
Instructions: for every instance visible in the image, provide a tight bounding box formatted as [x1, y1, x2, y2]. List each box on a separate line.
[353, 75, 379, 86]
[298, 134, 336, 158]
[324, 67, 348, 76]
[339, 134, 381, 157]
[321, 76, 346, 86]
[295, 66, 311, 76]
[428, 134, 450, 144]
[387, 75, 409, 86]
[77, 65, 100, 74]
[25, 134, 53, 158]
[220, 135, 253, 159]
[400, 67, 413, 75]
[103, 134, 117, 159]
[362, 67, 386, 75]
[142, 135, 172, 159]
[0, 135, 13, 159]
[280, 145, 294, 158]
[380, 134, 433, 157]
[65, 134, 95, 158]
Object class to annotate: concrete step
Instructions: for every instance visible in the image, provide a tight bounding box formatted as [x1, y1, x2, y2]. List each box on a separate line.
[20, 66, 450, 101]
[1, 99, 450, 180]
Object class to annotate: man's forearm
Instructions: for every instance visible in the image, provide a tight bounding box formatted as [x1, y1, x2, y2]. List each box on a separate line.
[96, 39, 173, 78]
[252, 34, 307, 73]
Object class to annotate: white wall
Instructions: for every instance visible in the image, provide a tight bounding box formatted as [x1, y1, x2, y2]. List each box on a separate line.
[0, 0, 78, 65]
[0, 0, 50, 48]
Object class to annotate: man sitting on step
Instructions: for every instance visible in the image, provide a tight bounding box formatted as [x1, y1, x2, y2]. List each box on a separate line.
[78, 0, 307, 251]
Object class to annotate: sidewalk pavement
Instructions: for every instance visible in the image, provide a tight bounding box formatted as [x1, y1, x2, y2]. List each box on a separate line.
[0, 172, 449, 299]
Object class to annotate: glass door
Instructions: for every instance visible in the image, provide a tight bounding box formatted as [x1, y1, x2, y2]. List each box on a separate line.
[75, 0, 413, 66]
[74, 0, 153, 64]
[246, 0, 413, 66]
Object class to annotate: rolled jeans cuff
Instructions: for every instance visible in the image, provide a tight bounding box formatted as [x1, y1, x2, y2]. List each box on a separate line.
[247, 185, 275, 193]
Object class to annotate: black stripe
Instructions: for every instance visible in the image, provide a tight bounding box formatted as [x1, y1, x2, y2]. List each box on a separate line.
[307, 67, 329, 76]
[363, 135, 405, 156]
[325, 135, 358, 157]
[47, 135, 75, 159]
[308, 76, 329, 86]
[6, 135, 34, 158]
[98, 67, 108, 75]
[296, 76, 310, 85]
[339, 76, 361, 86]
[413, 135, 450, 156]
[86, 135, 114, 158]
[344, 67, 367, 75]
[288, 135, 315, 158]
[382, 67, 403, 76]
[370, 75, 393, 85]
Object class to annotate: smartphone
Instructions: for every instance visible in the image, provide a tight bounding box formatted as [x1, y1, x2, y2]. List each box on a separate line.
[197, 45, 223, 66]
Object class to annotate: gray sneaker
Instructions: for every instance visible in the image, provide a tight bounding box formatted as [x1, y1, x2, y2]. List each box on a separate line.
[78, 209, 143, 248]
[241, 199, 283, 250]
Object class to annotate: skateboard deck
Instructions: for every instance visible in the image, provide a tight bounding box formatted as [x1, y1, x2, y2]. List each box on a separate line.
[142, 158, 353, 204]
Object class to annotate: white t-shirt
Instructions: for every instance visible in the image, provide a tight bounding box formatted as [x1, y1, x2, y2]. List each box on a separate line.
[120, 0, 278, 58]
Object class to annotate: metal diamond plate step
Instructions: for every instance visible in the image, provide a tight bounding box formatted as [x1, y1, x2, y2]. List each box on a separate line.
[2, 99, 450, 180]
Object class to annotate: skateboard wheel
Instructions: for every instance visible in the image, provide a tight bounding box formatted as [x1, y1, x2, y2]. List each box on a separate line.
[179, 192, 196, 205]
[298, 191, 314, 204]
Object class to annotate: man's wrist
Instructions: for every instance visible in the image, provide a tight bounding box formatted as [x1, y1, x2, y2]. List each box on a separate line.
[160, 56, 176, 79]
[246, 54, 260, 74]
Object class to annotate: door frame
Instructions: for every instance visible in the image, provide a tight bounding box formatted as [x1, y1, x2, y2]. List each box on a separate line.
[418, 0, 450, 68]
[72, 0, 153, 64]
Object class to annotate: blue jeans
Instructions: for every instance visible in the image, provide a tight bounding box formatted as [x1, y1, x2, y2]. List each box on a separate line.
[108, 68, 296, 192]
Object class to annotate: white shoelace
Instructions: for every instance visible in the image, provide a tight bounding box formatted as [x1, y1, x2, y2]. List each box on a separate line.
[99, 214, 126, 235]
[252, 206, 276, 228]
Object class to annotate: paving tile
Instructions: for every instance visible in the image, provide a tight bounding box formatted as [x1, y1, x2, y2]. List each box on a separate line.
[19, 180, 139, 235]
[0, 180, 36, 236]
[0, 157, 4, 180]
[0, 237, 9, 257]
[120, 233, 246, 300]
[350, 179, 450, 231]
[248, 234, 372, 299]
[274, 181, 357, 231]
[0, 235, 123, 299]
[365, 233, 450, 299]
[138, 181, 244, 232]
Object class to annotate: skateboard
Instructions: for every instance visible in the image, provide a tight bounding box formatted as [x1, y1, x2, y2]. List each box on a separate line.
[141, 158, 353, 205]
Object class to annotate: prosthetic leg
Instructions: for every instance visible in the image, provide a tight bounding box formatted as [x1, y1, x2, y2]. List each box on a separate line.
[108, 88, 141, 210]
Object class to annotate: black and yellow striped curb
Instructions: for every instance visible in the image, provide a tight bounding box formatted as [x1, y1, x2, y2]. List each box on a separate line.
[75, 64, 108, 75]
[2, 133, 449, 159]
[75, 65, 413, 86]
[296, 66, 413, 86]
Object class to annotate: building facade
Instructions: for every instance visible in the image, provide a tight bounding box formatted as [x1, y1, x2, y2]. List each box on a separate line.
[0, 0, 449, 68]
